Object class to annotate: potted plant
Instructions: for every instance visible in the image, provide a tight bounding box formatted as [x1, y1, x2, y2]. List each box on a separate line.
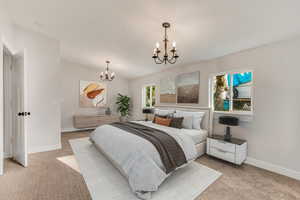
[116, 93, 130, 122]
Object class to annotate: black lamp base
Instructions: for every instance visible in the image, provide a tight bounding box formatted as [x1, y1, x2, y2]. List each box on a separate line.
[224, 126, 232, 142]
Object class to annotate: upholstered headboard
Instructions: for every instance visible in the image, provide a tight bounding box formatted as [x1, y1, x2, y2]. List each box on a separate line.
[154, 105, 212, 135]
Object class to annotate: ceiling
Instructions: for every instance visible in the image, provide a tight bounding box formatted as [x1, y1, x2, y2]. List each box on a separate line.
[2, 0, 300, 79]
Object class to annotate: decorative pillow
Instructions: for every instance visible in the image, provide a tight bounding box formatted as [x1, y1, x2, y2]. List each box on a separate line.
[182, 116, 193, 129]
[154, 109, 175, 117]
[192, 112, 205, 130]
[155, 117, 172, 127]
[169, 117, 184, 129]
[174, 110, 205, 129]
[152, 114, 167, 123]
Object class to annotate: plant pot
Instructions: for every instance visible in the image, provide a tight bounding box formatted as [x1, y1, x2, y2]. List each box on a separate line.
[120, 116, 128, 122]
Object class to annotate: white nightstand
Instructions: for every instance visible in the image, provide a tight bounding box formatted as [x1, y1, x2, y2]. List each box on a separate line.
[207, 135, 247, 165]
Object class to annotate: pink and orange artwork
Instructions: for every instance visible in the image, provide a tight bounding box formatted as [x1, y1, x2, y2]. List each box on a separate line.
[80, 81, 107, 108]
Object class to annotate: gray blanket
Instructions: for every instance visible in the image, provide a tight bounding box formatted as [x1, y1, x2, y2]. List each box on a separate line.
[110, 122, 187, 174]
[90, 121, 197, 199]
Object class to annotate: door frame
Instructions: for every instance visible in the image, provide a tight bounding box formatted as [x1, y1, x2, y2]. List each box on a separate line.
[12, 50, 28, 167]
[1, 43, 28, 175]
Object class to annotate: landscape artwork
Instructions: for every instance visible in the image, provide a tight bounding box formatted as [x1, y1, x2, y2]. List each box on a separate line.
[160, 77, 176, 103]
[176, 72, 200, 104]
[79, 81, 107, 108]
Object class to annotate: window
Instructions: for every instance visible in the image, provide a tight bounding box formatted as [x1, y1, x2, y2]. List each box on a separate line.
[210, 71, 253, 114]
[142, 85, 156, 108]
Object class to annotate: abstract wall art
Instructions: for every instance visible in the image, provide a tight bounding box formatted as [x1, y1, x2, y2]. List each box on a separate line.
[160, 76, 176, 103]
[79, 81, 107, 108]
[176, 72, 200, 104]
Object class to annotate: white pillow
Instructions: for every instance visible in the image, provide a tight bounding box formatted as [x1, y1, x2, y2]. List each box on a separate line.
[174, 111, 193, 129]
[191, 112, 205, 130]
[174, 110, 205, 130]
[154, 109, 175, 116]
[182, 116, 193, 129]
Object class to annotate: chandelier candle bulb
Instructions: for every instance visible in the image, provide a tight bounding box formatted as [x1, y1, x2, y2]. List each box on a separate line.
[172, 41, 176, 48]
[156, 42, 160, 48]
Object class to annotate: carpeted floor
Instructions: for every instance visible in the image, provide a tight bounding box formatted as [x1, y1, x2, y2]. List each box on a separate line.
[0, 131, 299, 200]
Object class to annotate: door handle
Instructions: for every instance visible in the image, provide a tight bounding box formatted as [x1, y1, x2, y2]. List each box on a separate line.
[24, 112, 30, 116]
[18, 112, 31, 116]
[18, 112, 24, 116]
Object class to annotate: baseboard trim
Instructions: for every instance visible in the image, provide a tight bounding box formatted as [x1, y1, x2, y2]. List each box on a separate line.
[29, 143, 62, 154]
[61, 128, 94, 133]
[245, 157, 300, 181]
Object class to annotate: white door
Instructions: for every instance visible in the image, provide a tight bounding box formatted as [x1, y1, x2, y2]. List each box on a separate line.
[12, 52, 28, 167]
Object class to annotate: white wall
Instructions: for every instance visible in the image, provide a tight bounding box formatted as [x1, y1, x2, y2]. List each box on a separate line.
[13, 25, 61, 154]
[129, 36, 300, 179]
[1, 11, 61, 157]
[129, 61, 218, 120]
[60, 60, 129, 131]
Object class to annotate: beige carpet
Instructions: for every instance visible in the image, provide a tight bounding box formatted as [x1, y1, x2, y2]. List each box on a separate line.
[0, 131, 299, 200]
[57, 155, 80, 173]
[70, 137, 221, 200]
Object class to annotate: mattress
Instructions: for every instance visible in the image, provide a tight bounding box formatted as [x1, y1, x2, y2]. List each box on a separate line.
[181, 129, 208, 145]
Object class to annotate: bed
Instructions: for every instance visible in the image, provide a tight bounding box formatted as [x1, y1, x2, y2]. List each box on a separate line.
[153, 106, 211, 158]
[89, 106, 211, 200]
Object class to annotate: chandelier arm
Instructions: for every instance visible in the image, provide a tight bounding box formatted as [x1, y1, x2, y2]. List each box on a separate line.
[166, 51, 176, 63]
[154, 56, 164, 64]
[157, 54, 165, 63]
[167, 56, 178, 64]
[167, 59, 177, 64]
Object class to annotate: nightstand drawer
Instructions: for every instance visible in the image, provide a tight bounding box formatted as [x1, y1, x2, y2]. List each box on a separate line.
[210, 147, 235, 163]
[210, 139, 235, 153]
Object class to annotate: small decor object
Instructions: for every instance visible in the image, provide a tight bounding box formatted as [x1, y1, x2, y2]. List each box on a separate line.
[152, 22, 179, 64]
[116, 93, 130, 122]
[105, 107, 111, 115]
[219, 116, 239, 141]
[100, 60, 115, 81]
[142, 108, 153, 121]
[80, 81, 107, 108]
[160, 77, 176, 103]
[176, 72, 200, 103]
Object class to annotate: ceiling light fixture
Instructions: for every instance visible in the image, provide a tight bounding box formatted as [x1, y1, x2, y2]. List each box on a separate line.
[152, 22, 179, 64]
[100, 60, 115, 81]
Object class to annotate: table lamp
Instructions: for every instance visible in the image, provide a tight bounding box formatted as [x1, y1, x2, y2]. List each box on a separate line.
[219, 116, 239, 141]
[142, 108, 153, 121]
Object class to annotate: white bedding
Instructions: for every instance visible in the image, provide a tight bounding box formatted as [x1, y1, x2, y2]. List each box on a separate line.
[181, 129, 208, 145]
[90, 121, 198, 199]
[143, 121, 208, 145]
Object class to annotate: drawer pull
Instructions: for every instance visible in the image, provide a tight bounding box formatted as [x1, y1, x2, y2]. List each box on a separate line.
[216, 148, 227, 153]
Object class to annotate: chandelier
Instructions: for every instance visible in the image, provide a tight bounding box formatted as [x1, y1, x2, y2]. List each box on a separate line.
[100, 60, 115, 81]
[152, 22, 179, 64]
